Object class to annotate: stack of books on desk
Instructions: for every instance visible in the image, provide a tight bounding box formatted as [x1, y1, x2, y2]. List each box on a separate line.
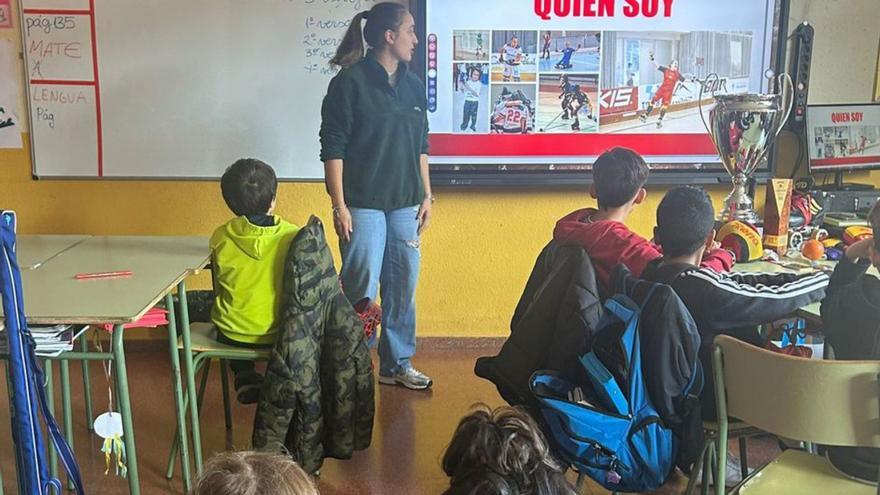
[0, 324, 89, 357]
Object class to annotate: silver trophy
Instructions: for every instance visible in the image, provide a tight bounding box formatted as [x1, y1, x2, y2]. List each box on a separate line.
[699, 73, 793, 223]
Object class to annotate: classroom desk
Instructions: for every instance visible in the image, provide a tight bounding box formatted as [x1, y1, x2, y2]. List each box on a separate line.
[732, 259, 878, 319]
[17, 235, 91, 270]
[3, 235, 209, 495]
[732, 260, 825, 318]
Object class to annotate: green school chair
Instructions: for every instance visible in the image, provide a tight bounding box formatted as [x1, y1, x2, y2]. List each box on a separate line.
[164, 321, 271, 480]
[712, 335, 880, 495]
[684, 420, 760, 495]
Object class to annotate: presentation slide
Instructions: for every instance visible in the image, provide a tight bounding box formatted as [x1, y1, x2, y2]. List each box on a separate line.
[424, 0, 779, 168]
[806, 104, 880, 171]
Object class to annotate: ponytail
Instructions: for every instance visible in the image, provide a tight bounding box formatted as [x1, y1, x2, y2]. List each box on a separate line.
[330, 2, 408, 68]
[330, 11, 369, 68]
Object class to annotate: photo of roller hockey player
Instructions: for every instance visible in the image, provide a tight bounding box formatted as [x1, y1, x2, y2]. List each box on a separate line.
[490, 31, 537, 82]
[600, 31, 755, 134]
[490, 85, 535, 134]
[453, 64, 489, 133]
[541, 31, 552, 59]
[500, 37, 523, 82]
[537, 74, 598, 133]
[538, 31, 600, 72]
[639, 51, 689, 128]
[453, 30, 490, 62]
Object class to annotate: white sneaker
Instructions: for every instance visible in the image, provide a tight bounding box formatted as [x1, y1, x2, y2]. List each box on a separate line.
[378, 367, 433, 390]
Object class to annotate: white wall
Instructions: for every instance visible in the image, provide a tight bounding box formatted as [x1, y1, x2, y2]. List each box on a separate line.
[788, 0, 880, 103]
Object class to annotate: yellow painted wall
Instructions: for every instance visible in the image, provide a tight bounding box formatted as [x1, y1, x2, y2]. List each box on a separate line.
[1, 0, 878, 339]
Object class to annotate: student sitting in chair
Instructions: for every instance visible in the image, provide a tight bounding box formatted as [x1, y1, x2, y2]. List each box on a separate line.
[553, 148, 733, 296]
[210, 158, 300, 403]
[820, 203, 880, 482]
[642, 186, 829, 420]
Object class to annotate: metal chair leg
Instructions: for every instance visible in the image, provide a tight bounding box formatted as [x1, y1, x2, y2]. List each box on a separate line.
[166, 357, 211, 480]
[738, 436, 749, 480]
[80, 335, 94, 430]
[701, 440, 714, 495]
[219, 359, 232, 432]
[685, 438, 713, 495]
[60, 359, 74, 491]
[44, 359, 58, 480]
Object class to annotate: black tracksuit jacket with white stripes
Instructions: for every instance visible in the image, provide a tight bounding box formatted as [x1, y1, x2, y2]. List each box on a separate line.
[642, 259, 829, 418]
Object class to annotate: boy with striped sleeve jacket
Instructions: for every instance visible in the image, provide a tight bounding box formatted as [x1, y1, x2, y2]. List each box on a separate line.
[641, 187, 829, 419]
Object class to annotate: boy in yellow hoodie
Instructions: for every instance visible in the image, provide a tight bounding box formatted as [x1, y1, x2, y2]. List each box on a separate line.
[211, 158, 299, 403]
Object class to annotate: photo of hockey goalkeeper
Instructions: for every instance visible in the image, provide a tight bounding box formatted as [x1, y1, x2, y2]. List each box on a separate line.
[538, 31, 600, 72]
[452, 63, 489, 133]
[599, 31, 755, 133]
[489, 84, 535, 134]
[453, 30, 490, 61]
[490, 30, 537, 82]
[536, 74, 598, 133]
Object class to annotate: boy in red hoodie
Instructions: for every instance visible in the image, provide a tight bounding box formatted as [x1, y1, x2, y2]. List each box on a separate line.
[553, 147, 733, 295]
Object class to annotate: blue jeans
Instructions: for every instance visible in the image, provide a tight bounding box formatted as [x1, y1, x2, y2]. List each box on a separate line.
[340, 206, 421, 376]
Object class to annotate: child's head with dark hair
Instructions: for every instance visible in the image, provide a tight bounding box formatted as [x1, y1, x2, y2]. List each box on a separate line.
[654, 186, 717, 258]
[193, 451, 318, 495]
[590, 147, 650, 209]
[442, 404, 577, 495]
[220, 158, 278, 217]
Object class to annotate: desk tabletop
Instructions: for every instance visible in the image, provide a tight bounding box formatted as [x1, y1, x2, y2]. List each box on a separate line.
[731, 259, 878, 319]
[732, 260, 824, 317]
[17, 235, 91, 270]
[4, 235, 209, 325]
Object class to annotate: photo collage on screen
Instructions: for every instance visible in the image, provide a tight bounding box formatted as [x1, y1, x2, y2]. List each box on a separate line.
[448, 29, 757, 135]
[451, 29, 599, 135]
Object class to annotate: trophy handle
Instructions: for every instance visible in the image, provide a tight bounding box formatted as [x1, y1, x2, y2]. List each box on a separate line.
[773, 73, 795, 137]
[698, 72, 719, 140]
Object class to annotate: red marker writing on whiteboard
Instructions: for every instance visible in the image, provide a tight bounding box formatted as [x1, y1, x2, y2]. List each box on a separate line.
[74, 270, 133, 280]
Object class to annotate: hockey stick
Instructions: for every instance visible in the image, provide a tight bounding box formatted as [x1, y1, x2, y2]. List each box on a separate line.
[540, 109, 568, 132]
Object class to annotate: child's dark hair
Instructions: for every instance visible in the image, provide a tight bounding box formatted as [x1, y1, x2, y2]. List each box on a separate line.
[441, 404, 577, 495]
[870, 202, 880, 251]
[330, 2, 408, 68]
[193, 451, 318, 495]
[220, 158, 277, 217]
[591, 147, 650, 208]
[655, 186, 716, 258]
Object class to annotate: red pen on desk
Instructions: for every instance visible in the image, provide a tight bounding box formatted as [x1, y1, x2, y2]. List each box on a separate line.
[74, 270, 133, 280]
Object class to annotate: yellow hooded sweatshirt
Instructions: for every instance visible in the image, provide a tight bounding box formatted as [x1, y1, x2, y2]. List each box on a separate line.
[210, 215, 299, 345]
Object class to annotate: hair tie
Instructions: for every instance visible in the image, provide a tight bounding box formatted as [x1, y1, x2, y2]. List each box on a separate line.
[362, 11, 369, 19]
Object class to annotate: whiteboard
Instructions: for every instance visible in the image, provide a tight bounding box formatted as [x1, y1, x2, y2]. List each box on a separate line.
[20, 0, 386, 179]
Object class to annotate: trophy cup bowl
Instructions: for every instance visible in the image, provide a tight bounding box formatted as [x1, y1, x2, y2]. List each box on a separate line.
[699, 74, 793, 224]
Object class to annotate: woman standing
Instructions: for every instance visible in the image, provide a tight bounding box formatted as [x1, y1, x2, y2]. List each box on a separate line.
[320, 3, 433, 390]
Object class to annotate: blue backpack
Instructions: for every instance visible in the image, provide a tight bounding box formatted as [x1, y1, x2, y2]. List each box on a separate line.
[530, 277, 702, 492]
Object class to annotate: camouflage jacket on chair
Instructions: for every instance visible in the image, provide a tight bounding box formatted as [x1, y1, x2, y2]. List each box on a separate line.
[252, 215, 375, 473]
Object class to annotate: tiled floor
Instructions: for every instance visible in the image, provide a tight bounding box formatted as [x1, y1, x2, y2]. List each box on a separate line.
[0, 340, 780, 494]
